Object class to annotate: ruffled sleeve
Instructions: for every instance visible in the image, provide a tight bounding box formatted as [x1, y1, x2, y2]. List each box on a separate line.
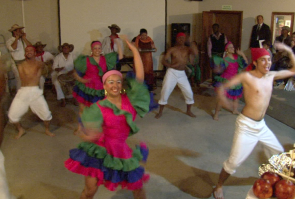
[213, 54, 227, 70]
[81, 103, 103, 130]
[104, 52, 118, 71]
[126, 78, 150, 117]
[74, 55, 88, 76]
[237, 55, 248, 72]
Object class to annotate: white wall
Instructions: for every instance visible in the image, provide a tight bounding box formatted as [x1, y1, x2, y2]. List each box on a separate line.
[167, 0, 201, 46]
[0, 0, 59, 54]
[60, 0, 165, 70]
[167, 0, 295, 51]
[1, 0, 295, 63]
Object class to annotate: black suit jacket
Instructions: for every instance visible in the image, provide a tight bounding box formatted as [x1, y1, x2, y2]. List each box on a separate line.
[250, 23, 271, 48]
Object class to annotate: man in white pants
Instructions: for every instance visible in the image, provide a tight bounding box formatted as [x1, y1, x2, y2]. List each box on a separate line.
[8, 46, 54, 139]
[52, 43, 75, 107]
[213, 43, 295, 199]
[155, 32, 196, 119]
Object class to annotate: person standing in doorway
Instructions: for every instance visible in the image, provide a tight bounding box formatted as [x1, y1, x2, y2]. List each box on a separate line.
[249, 15, 271, 48]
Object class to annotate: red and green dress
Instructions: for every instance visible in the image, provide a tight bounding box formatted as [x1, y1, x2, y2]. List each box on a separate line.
[65, 78, 150, 191]
[73, 52, 117, 107]
[212, 54, 247, 99]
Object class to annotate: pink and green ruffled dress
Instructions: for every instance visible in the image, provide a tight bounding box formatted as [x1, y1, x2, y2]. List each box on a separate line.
[212, 54, 247, 99]
[73, 52, 117, 107]
[65, 78, 150, 191]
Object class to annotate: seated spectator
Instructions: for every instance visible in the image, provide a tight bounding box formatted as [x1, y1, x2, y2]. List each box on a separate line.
[291, 32, 295, 54]
[272, 45, 292, 88]
[34, 41, 55, 92]
[52, 43, 76, 107]
[262, 40, 273, 60]
[275, 26, 292, 47]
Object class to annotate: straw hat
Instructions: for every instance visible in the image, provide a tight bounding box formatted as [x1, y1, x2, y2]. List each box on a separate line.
[8, 24, 24, 32]
[58, 43, 74, 52]
[108, 24, 121, 33]
[34, 41, 46, 48]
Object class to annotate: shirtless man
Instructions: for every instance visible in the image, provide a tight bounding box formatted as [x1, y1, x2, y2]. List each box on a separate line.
[155, 32, 196, 118]
[8, 46, 54, 139]
[213, 43, 295, 199]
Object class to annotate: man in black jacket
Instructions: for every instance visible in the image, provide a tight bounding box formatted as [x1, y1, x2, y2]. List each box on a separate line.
[250, 15, 271, 48]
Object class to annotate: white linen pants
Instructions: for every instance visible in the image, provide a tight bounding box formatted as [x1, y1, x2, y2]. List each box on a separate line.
[8, 87, 52, 123]
[0, 151, 16, 199]
[158, 68, 194, 105]
[51, 71, 65, 100]
[223, 114, 284, 175]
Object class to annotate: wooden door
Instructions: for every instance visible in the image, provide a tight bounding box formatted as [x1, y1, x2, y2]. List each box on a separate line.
[200, 11, 243, 82]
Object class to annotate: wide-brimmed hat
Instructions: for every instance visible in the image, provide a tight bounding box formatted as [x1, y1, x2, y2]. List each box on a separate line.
[58, 43, 74, 52]
[108, 24, 121, 33]
[8, 24, 24, 32]
[282, 26, 290, 32]
[34, 41, 46, 48]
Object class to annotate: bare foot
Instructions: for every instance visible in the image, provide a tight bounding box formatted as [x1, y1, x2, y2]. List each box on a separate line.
[213, 186, 224, 199]
[186, 111, 196, 118]
[232, 110, 240, 115]
[213, 114, 219, 121]
[15, 129, 26, 139]
[155, 113, 162, 119]
[45, 130, 55, 137]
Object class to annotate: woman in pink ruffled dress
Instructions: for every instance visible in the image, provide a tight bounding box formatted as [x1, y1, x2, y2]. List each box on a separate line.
[65, 40, 150, 199]
[73, 40, 123, 135]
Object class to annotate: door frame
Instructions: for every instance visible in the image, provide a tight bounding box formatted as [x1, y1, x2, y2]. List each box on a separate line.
[200, 10, 243, 82]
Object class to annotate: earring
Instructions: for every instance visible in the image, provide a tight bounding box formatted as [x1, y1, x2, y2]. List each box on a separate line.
[120, 89, 126, 94]
[104, 90, 107, 96]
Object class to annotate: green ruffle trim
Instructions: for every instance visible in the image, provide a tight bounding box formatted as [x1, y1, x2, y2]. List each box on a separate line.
[75, 81, 105, 96]
[78, 142, 143, 171]
[215, 76, 242, 90]
[98, 98, 139, 136]
[74, 55, 88, 74]
[104, 52, 118, 71]
[74, 53, 117, 76]
[213, 55, 229, 68]
[81, 104, 103, 130]
[125, 78, 150, 117]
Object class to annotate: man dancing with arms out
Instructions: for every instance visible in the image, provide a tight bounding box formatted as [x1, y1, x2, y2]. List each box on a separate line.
[155, 32, 196, 119]
[8, 46, 54, 139]
[213, 43, 295, 199]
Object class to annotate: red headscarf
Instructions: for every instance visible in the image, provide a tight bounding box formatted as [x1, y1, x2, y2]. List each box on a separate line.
[224, 41, 233, 51]
[176, 32, 186, 38]
[246, 48, 270, 71]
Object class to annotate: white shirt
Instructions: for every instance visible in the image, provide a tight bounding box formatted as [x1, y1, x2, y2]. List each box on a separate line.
[6, 37, 26, 61]
[52, 52, 76, 76]
[35, 51, 55, 62]
[102, 36, 124, 55]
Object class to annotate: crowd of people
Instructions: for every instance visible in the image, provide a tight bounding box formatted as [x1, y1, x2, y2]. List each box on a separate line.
[1, 15, 295, 199]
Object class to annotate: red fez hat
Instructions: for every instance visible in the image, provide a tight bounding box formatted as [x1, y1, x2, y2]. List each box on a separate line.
[176, 32, 186, 38]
